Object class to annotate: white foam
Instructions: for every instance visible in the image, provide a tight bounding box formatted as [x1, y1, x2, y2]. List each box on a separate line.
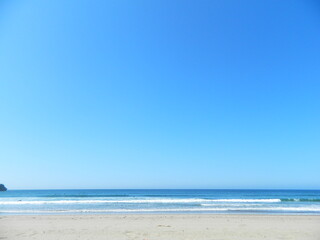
[201, 203, 263, 207]
[0, 198, 281, 205]
[0, 208, 228, 213]
[1, 206, 320, 214]
[202, 199, 281, 203]
[227, 207, 320, 211]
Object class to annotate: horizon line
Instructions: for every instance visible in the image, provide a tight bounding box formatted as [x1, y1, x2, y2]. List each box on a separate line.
[6, 188, 320, 191]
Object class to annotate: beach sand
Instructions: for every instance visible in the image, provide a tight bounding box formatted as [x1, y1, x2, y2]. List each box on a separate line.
[1, 214, 320, 240]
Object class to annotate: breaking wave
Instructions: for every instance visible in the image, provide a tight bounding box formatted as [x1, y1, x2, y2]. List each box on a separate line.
[0, 198, 282, 205]
[2, 206, 320, 214]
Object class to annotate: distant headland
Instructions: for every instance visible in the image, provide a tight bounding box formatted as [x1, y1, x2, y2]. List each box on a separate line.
[0, 184, 7, 191]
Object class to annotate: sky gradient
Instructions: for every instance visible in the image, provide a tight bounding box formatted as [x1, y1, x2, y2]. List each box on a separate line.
[1, 0, 320, 189]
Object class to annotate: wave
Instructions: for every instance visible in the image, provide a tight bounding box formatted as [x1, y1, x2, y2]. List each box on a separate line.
[4, 197, 316, 203]
[42, 194, 130, 198]
[0, 198, 282, 205]
[0, 208, 227, 213]
[281, 198, 320, 202]
[2, 207, 320, 214]
[200, 199, 281, 203]
[228, 207, 320, 212]
[201, 203, 263, 207]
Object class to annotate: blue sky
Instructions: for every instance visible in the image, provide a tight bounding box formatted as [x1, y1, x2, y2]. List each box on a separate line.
[0, 0, 319, 189]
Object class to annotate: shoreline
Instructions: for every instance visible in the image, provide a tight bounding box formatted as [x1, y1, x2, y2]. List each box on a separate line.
[1, 214, 320, 240]
[2, 213, 320, 217]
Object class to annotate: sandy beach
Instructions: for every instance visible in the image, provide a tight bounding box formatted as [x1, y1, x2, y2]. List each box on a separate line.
[1, 214, 320, 240]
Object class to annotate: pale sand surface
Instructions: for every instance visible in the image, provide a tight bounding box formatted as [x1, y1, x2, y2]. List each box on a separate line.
[1, 214, 320, 240]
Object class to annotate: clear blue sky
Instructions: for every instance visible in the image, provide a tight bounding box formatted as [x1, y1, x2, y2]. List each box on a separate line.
[1, 0, 319, 189]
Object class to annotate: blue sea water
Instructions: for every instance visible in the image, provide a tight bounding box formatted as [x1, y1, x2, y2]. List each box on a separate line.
[1, 189, 320, 215]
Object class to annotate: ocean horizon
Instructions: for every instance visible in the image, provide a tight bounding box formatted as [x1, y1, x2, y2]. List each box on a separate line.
[1, 189, 320, 215]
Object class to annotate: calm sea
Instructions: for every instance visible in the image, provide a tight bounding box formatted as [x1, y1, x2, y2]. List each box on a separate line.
[1, 189, 320, 215]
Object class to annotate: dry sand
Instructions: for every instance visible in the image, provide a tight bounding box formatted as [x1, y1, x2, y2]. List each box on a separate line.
[1, 214, 320, 240]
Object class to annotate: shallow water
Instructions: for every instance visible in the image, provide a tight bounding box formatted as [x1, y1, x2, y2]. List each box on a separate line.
[1, 189, 320, 215]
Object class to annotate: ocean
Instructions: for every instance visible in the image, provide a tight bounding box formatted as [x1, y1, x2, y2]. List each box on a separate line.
[1, 189, 320, 215]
